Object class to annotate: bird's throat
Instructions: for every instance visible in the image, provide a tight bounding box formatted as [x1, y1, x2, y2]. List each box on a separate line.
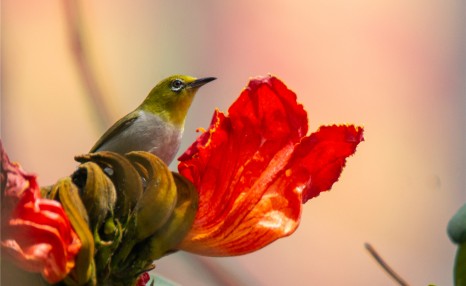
[140, 98, 192, 129]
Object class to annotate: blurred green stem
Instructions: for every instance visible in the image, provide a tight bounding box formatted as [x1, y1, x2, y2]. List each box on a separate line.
[62, 0, 113, 131]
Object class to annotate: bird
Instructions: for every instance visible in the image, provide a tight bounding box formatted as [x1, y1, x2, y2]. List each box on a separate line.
[90, 75, 216, 165]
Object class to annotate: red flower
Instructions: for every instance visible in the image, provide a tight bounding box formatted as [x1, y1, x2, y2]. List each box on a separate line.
[135, 272, 151, 286]
[1, 143, 81, 283]
[178, 75, 364, 256]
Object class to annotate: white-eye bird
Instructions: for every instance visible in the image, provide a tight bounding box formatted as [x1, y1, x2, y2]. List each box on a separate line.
[90, 75, 216, 165]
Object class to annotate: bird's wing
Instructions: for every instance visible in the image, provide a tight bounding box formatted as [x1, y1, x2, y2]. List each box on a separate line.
[90, 111, 139, 152]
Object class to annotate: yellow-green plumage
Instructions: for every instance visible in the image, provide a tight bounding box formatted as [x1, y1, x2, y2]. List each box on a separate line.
[90, 75, 215, 165]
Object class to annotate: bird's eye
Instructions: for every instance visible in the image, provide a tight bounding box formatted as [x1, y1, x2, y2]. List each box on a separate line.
[170, 79, 185, 92]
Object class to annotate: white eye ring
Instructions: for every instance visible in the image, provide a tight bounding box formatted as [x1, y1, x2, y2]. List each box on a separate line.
[170, 79, 185, 92]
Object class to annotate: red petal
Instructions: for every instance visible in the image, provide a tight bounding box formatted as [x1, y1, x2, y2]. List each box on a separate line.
[1, 141, 81, 283]
[228, 75, 308, 141]
[178, 76, 364, 256]
[136, 272, 150, 286]
[290, 125, 364, 203]
[178, 76, 309, 256]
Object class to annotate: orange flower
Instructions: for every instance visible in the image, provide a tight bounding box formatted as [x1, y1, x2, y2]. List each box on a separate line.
[1, 143, 81, 283]
[178, 75, 364, 256]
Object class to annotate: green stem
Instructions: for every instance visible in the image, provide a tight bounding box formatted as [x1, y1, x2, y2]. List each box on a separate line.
[454, 243, 466, 286]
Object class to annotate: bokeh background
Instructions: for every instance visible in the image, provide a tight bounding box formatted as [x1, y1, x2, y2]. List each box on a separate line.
[1, 1, 465, 285]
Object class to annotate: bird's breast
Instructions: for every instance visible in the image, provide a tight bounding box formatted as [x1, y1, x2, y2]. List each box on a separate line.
[99, 111, 182, 165]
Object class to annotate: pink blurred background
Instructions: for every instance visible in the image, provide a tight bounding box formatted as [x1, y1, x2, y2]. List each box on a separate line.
[2, 1, 464, 285]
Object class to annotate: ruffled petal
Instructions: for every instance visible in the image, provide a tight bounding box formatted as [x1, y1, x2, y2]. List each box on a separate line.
[1, 142, 81, 283]
[289, 125, 364, 203]
[178, 75, 363, 256]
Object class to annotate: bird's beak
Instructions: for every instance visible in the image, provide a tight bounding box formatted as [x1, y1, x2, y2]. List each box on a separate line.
[187, 77, 216, 89]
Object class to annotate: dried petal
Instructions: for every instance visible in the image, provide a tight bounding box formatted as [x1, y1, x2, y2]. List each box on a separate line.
[76, 152, 143, 225]
[110, 152, 177, 271]
[71, 161, 117, 231]
[53, 178, 95, 285]
[123, 173, 198, 275]
[126, 151, 177, 241]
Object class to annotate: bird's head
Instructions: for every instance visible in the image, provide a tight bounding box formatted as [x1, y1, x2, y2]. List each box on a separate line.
[141, 75, 216, 127]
